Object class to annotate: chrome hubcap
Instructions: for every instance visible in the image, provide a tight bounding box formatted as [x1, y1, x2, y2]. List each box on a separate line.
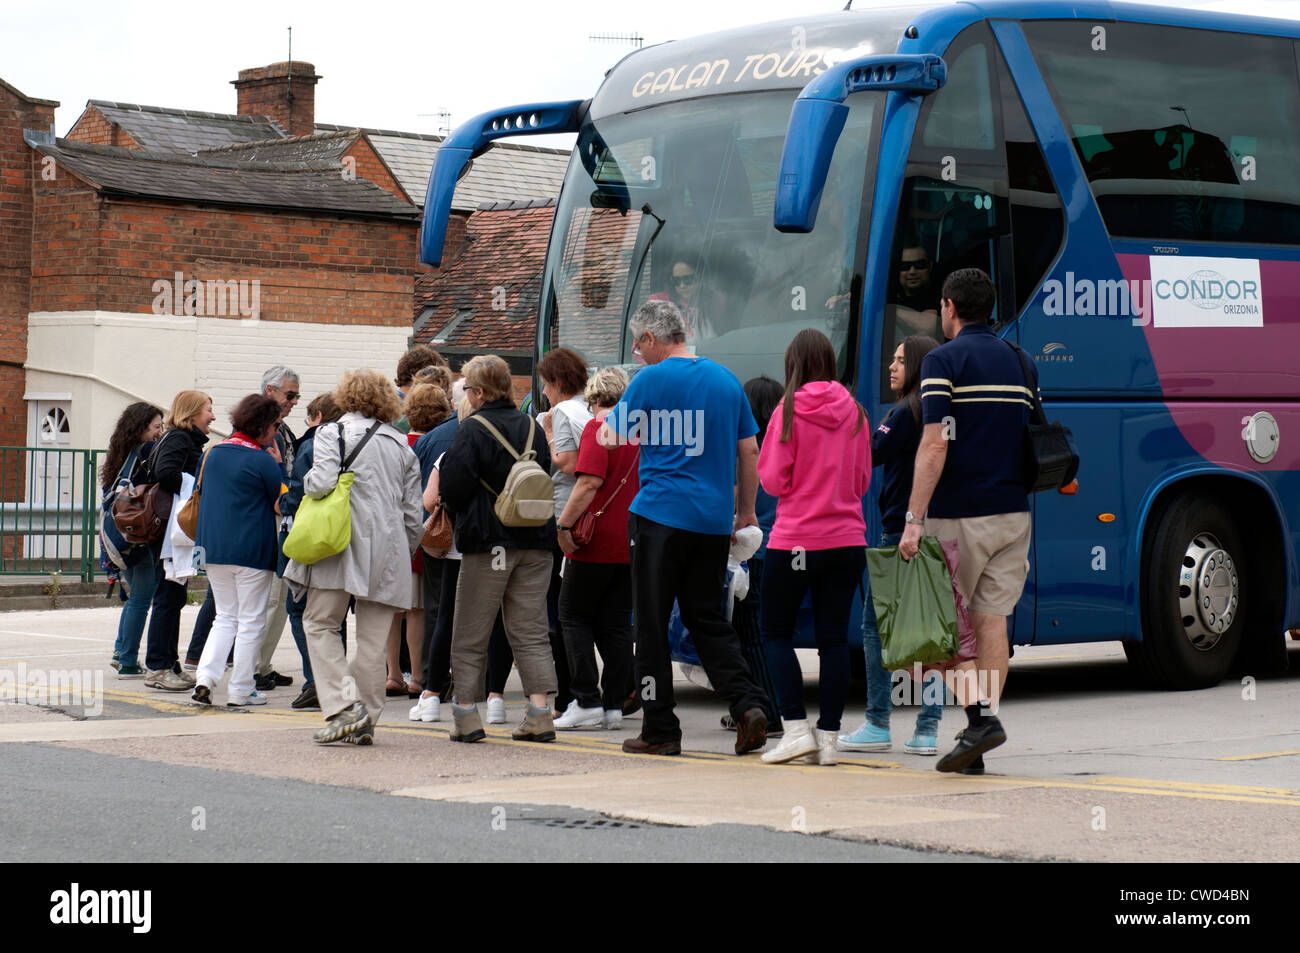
[1176, 533, 1239, 652]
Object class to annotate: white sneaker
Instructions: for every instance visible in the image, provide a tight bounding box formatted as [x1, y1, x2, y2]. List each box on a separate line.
[226, 691, 269, 707]
[553, 699, 604, 730]
[602, 709, 623, 730]
[761, 718, 818, 764]
[409, 694, 440, 723]
[485, 696, 506, 725]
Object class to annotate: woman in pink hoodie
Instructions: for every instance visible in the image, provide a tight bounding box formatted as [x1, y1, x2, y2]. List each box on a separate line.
[756, 328, 871, 767]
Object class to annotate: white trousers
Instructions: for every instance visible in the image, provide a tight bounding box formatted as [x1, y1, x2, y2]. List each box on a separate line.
[198, 564, 274, 699]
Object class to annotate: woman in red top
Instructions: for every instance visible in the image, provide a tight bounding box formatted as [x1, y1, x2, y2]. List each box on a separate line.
[385, 383, 452, 696]
[553, 367, 640, 730]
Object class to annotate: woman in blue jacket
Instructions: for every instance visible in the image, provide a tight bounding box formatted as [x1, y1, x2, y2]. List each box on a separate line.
[191, 395, 286, 707]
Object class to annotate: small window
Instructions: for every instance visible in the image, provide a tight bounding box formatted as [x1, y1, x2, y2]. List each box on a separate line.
[1024, 21, 1300, 243]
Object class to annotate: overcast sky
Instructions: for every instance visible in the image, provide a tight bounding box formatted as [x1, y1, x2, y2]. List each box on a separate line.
[3, 0, 1299, 149]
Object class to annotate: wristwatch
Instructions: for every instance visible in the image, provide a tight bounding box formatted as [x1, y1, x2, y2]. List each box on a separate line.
[905, 511, 926, 526]
[557, 525, 572, 532]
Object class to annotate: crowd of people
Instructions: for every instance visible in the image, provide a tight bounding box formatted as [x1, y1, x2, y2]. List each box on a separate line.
[101, 266, 1033, 770]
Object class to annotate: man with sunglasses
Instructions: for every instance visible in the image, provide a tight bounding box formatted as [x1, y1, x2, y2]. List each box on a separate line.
[890, 244, 943, 350]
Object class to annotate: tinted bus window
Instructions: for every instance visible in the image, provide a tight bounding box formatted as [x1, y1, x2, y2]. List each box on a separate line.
[1023, 21, 1300, 244]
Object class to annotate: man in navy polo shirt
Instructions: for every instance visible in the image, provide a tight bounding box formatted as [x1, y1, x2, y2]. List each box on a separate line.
[898, 268, 1035, 774]
[599, 300, 771, 756]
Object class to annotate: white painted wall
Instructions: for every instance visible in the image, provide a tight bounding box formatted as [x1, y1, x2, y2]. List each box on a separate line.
[27, 311, 412, 450]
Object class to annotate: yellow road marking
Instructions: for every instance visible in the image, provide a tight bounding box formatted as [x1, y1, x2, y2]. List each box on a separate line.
[1215, 749, 1300, 762]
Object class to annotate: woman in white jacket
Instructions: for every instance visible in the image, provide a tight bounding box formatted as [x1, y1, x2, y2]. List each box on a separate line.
[284, 369, 423, 745]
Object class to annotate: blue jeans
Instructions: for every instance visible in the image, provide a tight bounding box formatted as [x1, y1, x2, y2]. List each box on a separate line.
[863, 532, 944, 736]
[113, 553, 162, 667]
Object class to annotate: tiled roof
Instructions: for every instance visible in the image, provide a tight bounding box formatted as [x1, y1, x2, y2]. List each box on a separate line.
[37, 139, 419, 218]
[316, 123, 570, 210]
[86, 100, 285, 153]
[198, 129, 359, 165]
[413, 202, 556, 351]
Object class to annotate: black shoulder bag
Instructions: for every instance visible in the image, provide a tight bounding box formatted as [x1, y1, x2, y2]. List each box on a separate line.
[1009, 343, 1080, 493]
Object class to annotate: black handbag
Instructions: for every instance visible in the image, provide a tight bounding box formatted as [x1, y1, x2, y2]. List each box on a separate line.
[1009, 344, 1080, 493]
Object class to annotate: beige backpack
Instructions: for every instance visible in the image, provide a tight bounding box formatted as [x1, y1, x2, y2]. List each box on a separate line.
[472, 415, 555, 527]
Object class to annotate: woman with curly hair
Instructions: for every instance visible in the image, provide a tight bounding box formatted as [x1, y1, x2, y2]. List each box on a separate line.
[284, 369, 423, 744]
[102, 401, 164, 676]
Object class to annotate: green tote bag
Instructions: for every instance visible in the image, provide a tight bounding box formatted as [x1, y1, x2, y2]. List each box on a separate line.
[283, 421, 382, 565]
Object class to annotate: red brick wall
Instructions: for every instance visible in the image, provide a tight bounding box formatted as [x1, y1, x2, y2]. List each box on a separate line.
[344, 139, 406, 202]
[31, 181, 421, 326]
[66, 106, 142, 150]
[233, 62, 319, 137]
[0, 83, 54, 450]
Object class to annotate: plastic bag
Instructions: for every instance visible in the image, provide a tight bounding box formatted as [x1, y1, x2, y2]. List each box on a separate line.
[866, 536, 960, 670]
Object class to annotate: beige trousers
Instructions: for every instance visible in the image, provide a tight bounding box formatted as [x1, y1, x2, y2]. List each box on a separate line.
[450, 549, 556, 705]
[303, 587, 391, 723]
[255, 573, 290, 677]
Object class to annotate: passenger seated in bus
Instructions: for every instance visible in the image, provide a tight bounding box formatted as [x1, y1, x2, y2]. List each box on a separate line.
[886, 245, 943, 350]
[649, 256, 727, 344]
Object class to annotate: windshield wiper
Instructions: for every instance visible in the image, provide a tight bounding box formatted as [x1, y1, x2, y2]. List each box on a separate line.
[622, 203, 667, 362]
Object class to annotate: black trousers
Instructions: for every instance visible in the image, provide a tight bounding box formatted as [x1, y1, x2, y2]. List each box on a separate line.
[546, 546, 573, 711]
[558, 560, 634, 710]
[628, 513, 768, 742]
[729, 557, 783, 730]
[144, 576, 188, 673]
[424, 558, 512, 698]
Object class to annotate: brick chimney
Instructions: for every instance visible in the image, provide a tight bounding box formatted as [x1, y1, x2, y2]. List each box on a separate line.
[232, 62, 320, 138]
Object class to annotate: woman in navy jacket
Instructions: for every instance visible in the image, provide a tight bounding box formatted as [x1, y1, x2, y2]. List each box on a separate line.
[191, 395, 286, 708]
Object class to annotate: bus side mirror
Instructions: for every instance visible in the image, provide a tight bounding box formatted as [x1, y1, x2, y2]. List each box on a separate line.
[774, 54, 946, 234]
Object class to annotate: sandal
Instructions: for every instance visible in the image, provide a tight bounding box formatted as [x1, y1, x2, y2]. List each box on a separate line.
[407, 679, 423, 699]
[385, 679, 407, 697]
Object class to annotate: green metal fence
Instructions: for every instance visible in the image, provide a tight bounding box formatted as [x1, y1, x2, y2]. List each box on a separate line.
[0, 447, 107, 582]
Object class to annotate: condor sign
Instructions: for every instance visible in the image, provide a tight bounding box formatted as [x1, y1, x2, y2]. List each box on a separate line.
[1149, 256, 1263, 328]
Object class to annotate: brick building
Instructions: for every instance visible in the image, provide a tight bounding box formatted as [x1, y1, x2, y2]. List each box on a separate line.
[0, 61, 570, 566]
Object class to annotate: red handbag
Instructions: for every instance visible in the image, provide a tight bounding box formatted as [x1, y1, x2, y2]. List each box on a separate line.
[570, 448, 638, 548]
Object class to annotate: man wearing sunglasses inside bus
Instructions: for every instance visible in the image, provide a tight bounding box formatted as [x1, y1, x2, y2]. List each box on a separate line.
[888, 244, 944, 350]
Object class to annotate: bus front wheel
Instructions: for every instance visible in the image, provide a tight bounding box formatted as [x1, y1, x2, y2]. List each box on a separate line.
[1131, 494, 1247, 689]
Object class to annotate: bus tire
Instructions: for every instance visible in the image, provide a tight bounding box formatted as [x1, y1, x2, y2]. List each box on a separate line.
[1134, 493, 1246, 690]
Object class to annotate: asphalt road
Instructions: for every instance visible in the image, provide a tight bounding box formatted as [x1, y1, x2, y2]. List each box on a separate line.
[2, 605, 1299, 863]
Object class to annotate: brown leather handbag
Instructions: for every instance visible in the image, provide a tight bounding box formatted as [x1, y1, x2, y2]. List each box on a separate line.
[420, 499, 454, 556]
[112, 483, 172, 544]
[176, 450, 207, 541]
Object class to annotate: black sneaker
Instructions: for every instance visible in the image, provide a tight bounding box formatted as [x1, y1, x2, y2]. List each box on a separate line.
[254, 673, 277, 692]
[290, 685, 319, 710]
[734, 707, 768, 755]
[192, 684, 212, 706]
[270, 670, 293, 687]
[962, 755, 985, 775]
[936, 718, 1006, 773]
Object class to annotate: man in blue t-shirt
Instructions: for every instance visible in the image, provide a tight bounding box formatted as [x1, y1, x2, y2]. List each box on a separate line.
[599, 300, 771, 756]
[898, 268, 1035, 775]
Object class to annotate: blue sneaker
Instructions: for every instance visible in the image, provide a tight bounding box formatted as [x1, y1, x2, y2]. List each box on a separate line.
[904, 733, 938, 755]
[837, 722, 891, 752]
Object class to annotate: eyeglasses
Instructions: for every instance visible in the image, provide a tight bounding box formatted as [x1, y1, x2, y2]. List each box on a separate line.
[900, 260, 930, 271]
[672, 273, 698, 286]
